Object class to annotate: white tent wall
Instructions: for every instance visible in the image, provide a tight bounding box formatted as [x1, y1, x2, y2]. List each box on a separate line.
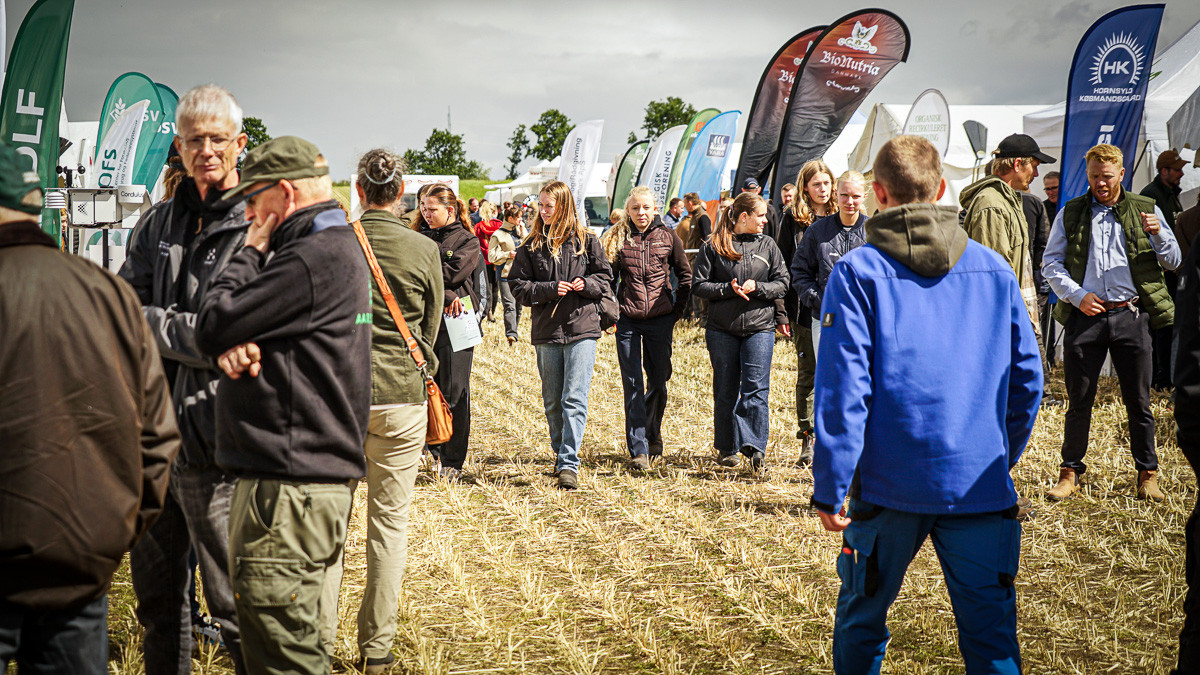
[847, 103, 1049, 208]
[485, 159, 611, 207]
[1024, 19, 1200, 206]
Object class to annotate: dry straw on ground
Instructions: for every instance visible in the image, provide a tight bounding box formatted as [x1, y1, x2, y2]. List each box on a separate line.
[95, 319, 1190, 674]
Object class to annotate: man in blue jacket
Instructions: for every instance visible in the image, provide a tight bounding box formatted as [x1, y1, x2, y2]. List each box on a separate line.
[811, 135, 1043, 674]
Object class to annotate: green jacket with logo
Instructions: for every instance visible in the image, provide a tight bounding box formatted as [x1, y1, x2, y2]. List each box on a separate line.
[1052, 191, 1173, 329]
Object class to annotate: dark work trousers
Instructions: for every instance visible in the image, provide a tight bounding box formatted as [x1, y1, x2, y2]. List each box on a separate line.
[130, 464, 245, 675]
[498, 278, 522, 340]
[615, 313, 676, 457]
[1177, 495, 1200, 674]
[0, 595, 108, 675]
[485, 263, 499, 320]
[1060, 307, 1157, 474]
[1153, 271, 1178, 389]
[429, 331, 473, 470]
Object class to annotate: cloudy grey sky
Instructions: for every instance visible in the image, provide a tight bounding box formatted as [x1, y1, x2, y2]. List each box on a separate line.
[9, 0, 1200, 180]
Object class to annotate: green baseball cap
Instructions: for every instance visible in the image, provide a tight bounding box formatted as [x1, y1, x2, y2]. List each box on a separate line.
[0, 142, 44, 215]
[223, 135, 330, 199]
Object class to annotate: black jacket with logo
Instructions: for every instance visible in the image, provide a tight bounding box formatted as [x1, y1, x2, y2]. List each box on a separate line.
[195, 201, 371, 482]
[693, 233, 790, 335]
[119, 179, 248, 469]
[508, 232, 613, 344]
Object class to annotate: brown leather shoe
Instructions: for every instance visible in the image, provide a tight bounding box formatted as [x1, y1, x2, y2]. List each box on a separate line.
[1046, 468, 1079, 501]
[1137, 470, 1164, 502]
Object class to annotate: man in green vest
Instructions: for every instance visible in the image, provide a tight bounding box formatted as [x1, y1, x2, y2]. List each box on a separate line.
[1042, 143, 1181, 503]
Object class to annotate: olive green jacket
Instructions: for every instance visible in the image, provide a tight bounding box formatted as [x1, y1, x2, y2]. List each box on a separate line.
[961, 176, 1041, 330]
[360, 208, 444, 404]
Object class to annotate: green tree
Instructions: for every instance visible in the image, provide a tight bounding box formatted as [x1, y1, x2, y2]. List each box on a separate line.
[529, 109, 572, 162]
[505, 124, 530, 179]
[403, 128, 489, 179]
[627, 97, 696, 144]
[242, 116, 271, 152]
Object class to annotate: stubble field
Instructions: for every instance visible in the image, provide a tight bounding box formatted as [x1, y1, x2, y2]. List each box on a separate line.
[96, 318, 1190, 674]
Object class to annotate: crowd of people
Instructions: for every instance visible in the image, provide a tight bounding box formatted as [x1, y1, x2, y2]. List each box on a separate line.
[2, 81, 1199, 675]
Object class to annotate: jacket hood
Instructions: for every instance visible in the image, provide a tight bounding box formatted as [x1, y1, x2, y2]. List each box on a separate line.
[959, 175, 1022, 212]
[866, 203, 968, 277]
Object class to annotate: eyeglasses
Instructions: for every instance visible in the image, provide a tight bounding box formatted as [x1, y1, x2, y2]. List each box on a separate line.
[243, 182, 278, 206]
[182, 135, 235, 153]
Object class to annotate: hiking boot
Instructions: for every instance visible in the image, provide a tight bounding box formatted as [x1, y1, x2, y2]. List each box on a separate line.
[1046, 468, 1079, 501]
[630, 454, 650, 471]
[716, 453, 740, 467]
[795, 431, 814, 468]
[439, 466, 462, 483]
[558, 469, 578, 490]
[1137, 470, 1164, 503]
[359, 652, 396, 674]
[506, 336, 517, 345]
[648, 441, 664, 457]
[749, 450, 766, 472]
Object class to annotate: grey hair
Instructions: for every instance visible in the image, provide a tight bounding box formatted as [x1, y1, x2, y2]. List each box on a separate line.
[176, 84, 243, 133]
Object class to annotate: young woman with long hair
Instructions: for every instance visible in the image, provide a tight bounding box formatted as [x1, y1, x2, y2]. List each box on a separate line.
[474, 201, 503, 322]
[507, 181, 613, 490]
[320, 149, 443, 671]
[693, 191, 789, 472]
[605, 186, 692, 471]
[416, 183, 481, 482]
[774, 159, 838, 465]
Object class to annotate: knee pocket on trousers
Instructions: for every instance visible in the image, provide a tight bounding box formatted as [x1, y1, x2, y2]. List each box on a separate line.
[235, 557, 303, 608]
[996, 518, 1021, 587]
[838, 526, 880, 598]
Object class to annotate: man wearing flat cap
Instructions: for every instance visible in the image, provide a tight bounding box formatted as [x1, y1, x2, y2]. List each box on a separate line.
[1142, 149, 1189, 389]
[194, 136, 372, 674]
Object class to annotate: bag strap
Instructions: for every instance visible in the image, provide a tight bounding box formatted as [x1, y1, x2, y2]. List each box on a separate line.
[350, 219, 431, 377]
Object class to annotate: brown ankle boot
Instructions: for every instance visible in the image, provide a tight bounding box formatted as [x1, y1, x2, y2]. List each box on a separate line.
[1137, 470, 1164, 503]
[1046, 468, 1079, 501]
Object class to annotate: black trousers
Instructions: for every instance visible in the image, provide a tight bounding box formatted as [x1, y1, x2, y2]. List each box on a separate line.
[615, 314, 675, 457]
[1178, 495, 1200, 674]
[429, 333, 473, 469]
[1153, 271, 1178, 389]
[1061, 307, 1157, 474]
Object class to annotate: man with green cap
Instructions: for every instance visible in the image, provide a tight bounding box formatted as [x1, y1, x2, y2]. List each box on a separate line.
[195, 136, 372, 674]
[0, 141, 180, 673]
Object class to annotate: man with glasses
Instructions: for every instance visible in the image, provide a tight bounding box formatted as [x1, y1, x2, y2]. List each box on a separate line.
[1042, 171, 1060, 219]
[194, 136, 371, 674]
[119, 84, 249, 674]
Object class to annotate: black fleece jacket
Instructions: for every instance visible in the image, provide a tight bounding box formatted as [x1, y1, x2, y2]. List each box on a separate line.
[195, 201, 371, 482]
[692, 233, 789, 335]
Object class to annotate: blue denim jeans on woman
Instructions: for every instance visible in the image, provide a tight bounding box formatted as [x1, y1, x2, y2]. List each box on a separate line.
[0, 595, 108, 675]
[705, 328, 774, 456]
[615, 314, 675, 457]
[535, 338, 598, 473]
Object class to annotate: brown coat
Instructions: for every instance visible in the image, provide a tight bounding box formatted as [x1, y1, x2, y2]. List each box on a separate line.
[611, 217, 692, 319]
[0, 222, 179, 610]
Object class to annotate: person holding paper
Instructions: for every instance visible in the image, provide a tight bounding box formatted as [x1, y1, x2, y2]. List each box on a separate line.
[417, 183, 481, 482]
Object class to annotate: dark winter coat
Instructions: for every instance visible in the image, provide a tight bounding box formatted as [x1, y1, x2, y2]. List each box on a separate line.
[195, 201, 372, 482]
[791, 213, 868, 319]
[118, 178, 248, 469]
[774, 209, 809, 323]
[693, 233, 790, 335]
[611, 216, 692, 320]
[1, 222, 178, 610]
[421, 221, 482, 315]
[508, 232, 614, 344]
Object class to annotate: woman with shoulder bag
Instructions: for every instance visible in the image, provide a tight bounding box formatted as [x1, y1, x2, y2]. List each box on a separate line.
[508, 181, 613, 490]
[320, 149, 443, 672]
[693, 192, 790, 472]
[417, 183, 481, 482]
[604, 186, 692, 471]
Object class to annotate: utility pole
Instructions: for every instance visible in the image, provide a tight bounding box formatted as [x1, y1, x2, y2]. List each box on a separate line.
[448, 106, 452, 133]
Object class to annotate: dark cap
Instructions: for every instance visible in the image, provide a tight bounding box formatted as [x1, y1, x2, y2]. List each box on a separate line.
[1157, 149, 1187, 171]
[994, 134, 1056, 164]
[741, 177, 760, 190]
[223, 136, 329, 199]
[0, 142, 44, 215]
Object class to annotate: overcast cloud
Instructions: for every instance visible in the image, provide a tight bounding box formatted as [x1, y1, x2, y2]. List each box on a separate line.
[9, 0, 1200, 181]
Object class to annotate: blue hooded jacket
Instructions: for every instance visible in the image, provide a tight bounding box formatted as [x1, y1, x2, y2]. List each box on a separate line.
[811, 203, 1042, 515]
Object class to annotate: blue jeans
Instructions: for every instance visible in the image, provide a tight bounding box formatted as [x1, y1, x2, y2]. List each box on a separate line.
[615, 314, 675, 457]
[705, 328, 774, 456]
[130, 464, 244, 674]
[535, 338, 598, 472]
[834, 500, 1022, 674]
[0, 595, 108, 674]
